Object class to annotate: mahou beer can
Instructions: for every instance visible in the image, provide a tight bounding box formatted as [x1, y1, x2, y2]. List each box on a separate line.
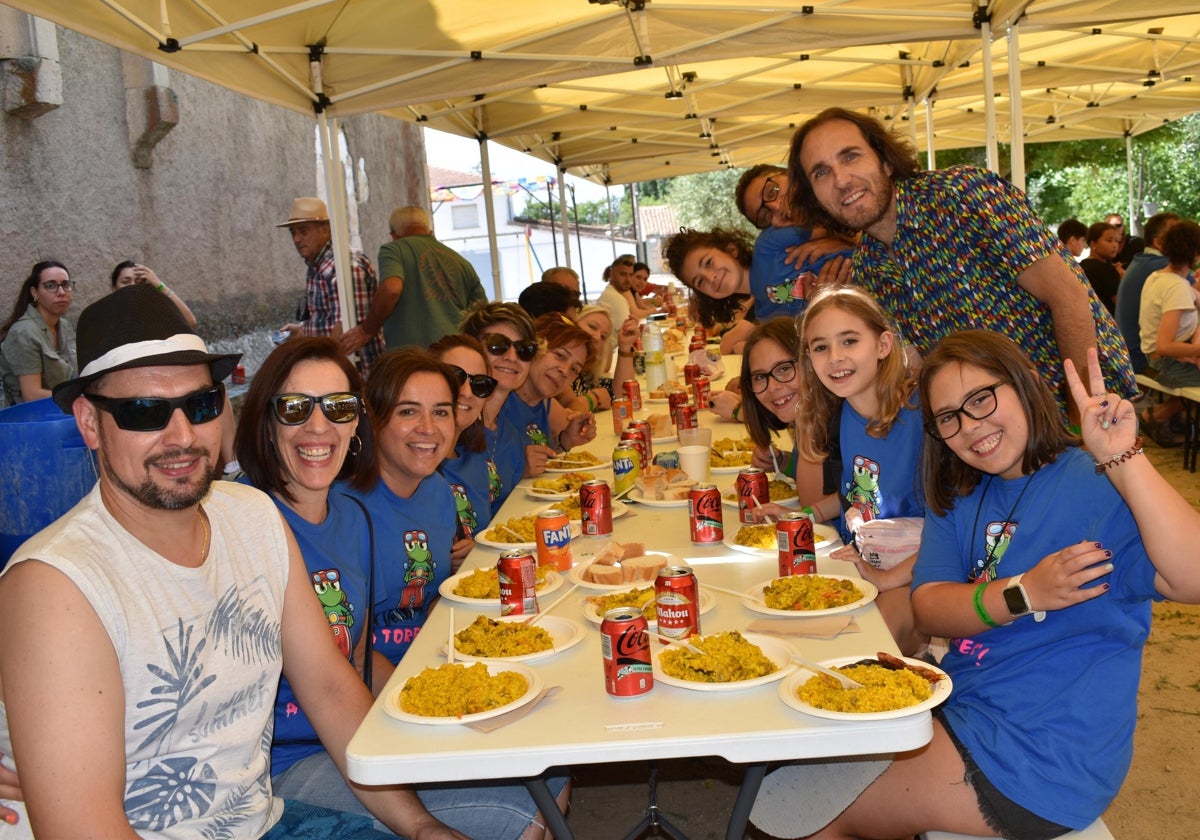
[620, 430, 649, 469]
[498, 550, 539, 616]
[683, 363, 701, 385]
[601, 607, 653, 696]
[535, 509, 573, 571]
[736, 467, 770, 525]
[580, 479, 613, 536]
[611, 397, 633, 433]
[692, 376, 712, 410]
[613, 443, 641, 496]
[655, 566, 700, 643]
[688, 484, 724, 543]
[674, 402, 698, 433]
[622, 379, 643, 411]
[777, 511, 817, 576]
[627, 419, 654, 461]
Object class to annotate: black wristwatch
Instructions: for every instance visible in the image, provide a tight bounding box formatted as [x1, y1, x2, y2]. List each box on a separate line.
[1003, 574, 1046, 622]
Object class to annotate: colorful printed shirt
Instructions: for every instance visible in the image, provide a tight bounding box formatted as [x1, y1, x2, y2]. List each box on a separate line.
[851, 166, 1135, 408]
[302, 240, 384, 376]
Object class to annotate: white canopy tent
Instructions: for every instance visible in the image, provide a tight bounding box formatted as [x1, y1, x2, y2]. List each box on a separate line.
[4, 0, 1199, 311]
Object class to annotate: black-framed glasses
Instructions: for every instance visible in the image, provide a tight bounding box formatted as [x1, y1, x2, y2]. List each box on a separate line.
[273, 392, 361, 425]
[753, 177, 782, 230]
[482, 332, 538, 362]
[41, 280, 76, 293]
[924, 381, 1008, 440]
[86, 384, 225, 432]
[449, 365, 498, 399]
[749, 359, 798, 393]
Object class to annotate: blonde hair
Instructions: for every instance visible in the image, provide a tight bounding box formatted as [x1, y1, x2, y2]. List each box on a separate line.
[389, 206, 432, 236]
[795, 285, 914, 463]
[575, 305, 615, 377]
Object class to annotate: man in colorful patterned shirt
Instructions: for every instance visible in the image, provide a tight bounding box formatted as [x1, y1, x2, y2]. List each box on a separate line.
[278, 197, 383, 376]
[787, 108, 1135, 416]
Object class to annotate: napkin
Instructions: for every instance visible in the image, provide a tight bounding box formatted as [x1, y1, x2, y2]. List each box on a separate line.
[745, 615, 858, 639]
[467, 685, 562, 733]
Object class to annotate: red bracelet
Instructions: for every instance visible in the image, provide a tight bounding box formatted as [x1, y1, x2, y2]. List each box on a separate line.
[1094, 436, 1144, 474]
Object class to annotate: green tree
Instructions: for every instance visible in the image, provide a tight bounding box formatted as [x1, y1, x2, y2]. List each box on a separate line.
[663, 169, 758, 234]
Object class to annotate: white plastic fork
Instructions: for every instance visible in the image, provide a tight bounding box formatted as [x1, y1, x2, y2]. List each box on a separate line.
[791, 656, 863, 689]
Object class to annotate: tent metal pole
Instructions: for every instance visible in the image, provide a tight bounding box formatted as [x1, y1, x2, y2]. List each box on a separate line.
[906, 98, 917, 150]
[980, 16, 1000, 174]
[606, 184, 617, 261]
[1007, 22, 1026, 190]
[1125, 130, 1137, 230]
[316, 112, 354, 335]
[924, 99, 936, 169]
[558, 171, 572, 270]
[477, 135, 503, 301]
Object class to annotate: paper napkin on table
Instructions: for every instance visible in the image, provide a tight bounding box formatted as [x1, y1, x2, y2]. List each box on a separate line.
[467, 685, 562, 733]
[745, 616, 858, 639]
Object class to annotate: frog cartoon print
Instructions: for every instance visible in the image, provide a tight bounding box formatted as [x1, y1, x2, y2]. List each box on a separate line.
[451, 482, 478, 537]
[312, 568, 354, 658]
[844, 455, 882, 522]
[525, 422, 550, 447]
[973, 520, 1018, 582]
[764, 271, 815, 306]
[486, 457, 502, 503]
[392, 529, 435, 620]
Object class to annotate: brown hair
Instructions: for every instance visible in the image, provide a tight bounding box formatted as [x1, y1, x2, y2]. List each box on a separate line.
[1161, 219, 1200, 268]
[739, 317, 803, 449]
[428, 333, 488, 454]
[235, 336, 375, 503]
[787, 107, 920, 234]
[734, 163, 785, 223]
[795, 286, 913, 463]
[533, 312, 596, 371]
[459, 300, 536, 344]
[1, 260, 70, 341]
[919, 330, 1075, 516]
[662, 227, 756, 327]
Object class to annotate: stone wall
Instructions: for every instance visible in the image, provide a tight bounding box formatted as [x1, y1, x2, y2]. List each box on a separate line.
[0, 18, 427, 365]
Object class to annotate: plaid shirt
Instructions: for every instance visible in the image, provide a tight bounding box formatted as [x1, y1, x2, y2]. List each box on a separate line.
[303, 240, 384, 375]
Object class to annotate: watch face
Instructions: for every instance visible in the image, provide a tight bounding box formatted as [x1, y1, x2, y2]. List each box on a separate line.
[1003, 583, 1031, 616]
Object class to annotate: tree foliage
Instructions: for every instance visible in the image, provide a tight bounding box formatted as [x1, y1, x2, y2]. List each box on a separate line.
[662, 169, 758, 234]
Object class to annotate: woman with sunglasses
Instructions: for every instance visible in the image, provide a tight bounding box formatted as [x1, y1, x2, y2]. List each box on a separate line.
[429, 333, 499, 569]
[504, 314, 598, 476]
[459, 302, 547, 494]
[0, 260, 77, 406]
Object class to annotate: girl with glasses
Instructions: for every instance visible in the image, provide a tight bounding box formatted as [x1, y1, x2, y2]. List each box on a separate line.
[504, 314, 598, 476]
[429, 333, 500, 568]
[0, 260, 77, 406]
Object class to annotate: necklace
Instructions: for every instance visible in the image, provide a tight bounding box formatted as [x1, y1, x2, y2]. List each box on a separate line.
[199, 509, 211, 562]
[969, 472, 1034, 582]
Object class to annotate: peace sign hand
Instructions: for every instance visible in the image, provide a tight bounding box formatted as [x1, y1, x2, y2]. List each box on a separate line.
[1063, 348, 1137, 459]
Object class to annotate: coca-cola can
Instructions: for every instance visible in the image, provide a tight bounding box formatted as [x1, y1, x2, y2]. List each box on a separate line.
[601, 607, 653, 697]
[655, 566, 700, 643]
[627, 419, 654, 461]
[692, 376, 712, 410]
[674, 402, 698, 432]
[667, 390, 689, 414]
[693, 325, 707, 342]
[688, 484, 724, 543]
[683, 363, 701, 385]
[611, 398, 633, 433]
[621, 429, 650, 468]
[736, 468, 769, 526]
[535, 509, 573, 571]
[497, 550, 539, 616]
[688, 336, 705, 353]
[777, 511, 817, 576]
[622, 379, 643, 411]
[580, 479, 613, 536]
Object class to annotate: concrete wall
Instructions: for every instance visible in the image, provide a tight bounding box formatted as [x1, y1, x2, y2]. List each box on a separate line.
[0, 19, 427, 371]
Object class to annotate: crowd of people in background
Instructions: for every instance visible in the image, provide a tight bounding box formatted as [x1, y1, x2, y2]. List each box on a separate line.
[4, 103, 1200, 840]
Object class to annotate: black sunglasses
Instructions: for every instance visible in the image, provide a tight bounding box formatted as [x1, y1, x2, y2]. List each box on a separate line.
[450, 365, 499, 398]
[482, 332, 538, 362]
[86, 384, 225, 432]
[273, 392, 361, 426]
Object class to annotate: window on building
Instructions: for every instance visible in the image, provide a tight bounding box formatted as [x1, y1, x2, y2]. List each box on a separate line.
[451, 204, 479, 230]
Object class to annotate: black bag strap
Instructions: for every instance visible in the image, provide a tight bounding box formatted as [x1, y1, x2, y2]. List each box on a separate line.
[340, 493, 376, 690]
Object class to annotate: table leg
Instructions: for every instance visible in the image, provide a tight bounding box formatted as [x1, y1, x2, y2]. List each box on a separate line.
[726, 762, 767, 840]
[524, 776, 573, 840]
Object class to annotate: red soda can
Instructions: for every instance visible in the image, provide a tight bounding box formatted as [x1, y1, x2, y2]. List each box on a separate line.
[688, 484, 724, 543]
[621, 429, 650, 468]
[683, 363, 701, 385]
[674, 402, 698, 432]
[655, 566, 700, 643]
[667, 390, 689, 419]
[601, 607, 653, 696]
[627, 419, 654, 460]
[232, 364, 247, 385]
[611, 398, 633, 433]
[497, 550, 539, 616]
[692, 376, 712, 410]
[622, 379, 643, 411]
[580, 479, 613, 536]
[535, 509, 573, 572]
[777, 511, 817, 576]
[736, 467, 770, 525]
[688, 336, 705, 353]
[613, 443, 641, 496]
[693, 325, 707, 342]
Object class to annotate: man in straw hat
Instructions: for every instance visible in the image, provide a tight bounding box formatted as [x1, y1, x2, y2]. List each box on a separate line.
[279, 196, 384, 375]
[0, 284, 470, 838]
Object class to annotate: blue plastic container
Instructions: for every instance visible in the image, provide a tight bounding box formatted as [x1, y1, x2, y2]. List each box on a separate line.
[0, 398, 97, 567]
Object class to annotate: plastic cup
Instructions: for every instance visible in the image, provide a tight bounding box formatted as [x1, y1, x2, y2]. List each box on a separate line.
[678, 427, 712, 448]
[677, 445, 711, 484]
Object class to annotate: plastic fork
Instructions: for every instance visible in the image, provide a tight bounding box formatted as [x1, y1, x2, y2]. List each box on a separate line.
[791, 656, 863, 689]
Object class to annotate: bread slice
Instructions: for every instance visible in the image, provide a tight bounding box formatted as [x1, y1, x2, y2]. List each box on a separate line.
[622, 554, 668, 582]
[647, 413, 673, 437]
[620, 541, 646, 559]
[585, 563, 624, 585]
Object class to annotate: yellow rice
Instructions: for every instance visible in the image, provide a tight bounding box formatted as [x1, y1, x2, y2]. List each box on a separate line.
[658, 631, 777, 683]
[399, 662, 528, 717]
[762, 575, 863, 611]
[798, 664, 932, 713]
[453, 615, 553, 658]
[453, 565, 552, 599]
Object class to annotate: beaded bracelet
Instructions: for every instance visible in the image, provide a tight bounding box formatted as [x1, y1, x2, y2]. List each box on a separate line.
[973, 581, 1001, 628]
[1094, 436, 1144, 475]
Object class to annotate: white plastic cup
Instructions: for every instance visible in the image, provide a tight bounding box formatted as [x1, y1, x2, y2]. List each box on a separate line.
[678, 427, 712, 448]
[677, 445, 711, 484]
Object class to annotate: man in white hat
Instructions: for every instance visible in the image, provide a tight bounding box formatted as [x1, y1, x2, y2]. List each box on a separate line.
[0, 285, 469, 839]
[278, 197, 384, 375]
